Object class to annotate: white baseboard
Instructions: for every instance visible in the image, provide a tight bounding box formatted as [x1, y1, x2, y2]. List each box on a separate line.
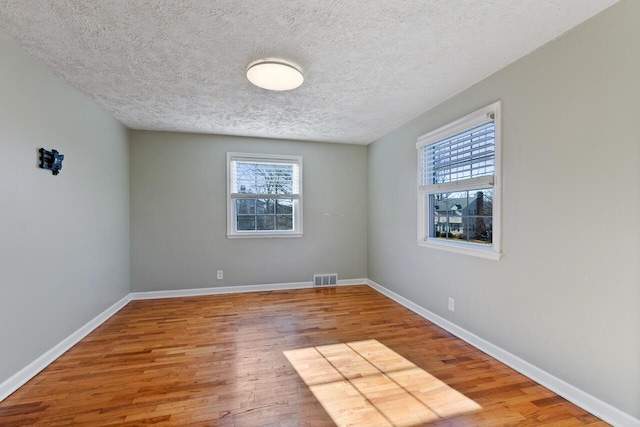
[366, 279, 640, 427]
[0, 294, 131, 402]
[130, 278, 368, 300]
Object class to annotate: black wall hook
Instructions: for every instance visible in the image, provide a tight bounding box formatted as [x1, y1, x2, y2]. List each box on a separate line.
[39, 148, 64, 175]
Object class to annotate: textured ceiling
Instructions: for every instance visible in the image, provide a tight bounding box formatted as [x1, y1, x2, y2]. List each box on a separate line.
[0, 0, 619, 144]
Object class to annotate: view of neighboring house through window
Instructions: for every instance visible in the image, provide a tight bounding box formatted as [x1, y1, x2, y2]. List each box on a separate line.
[227, 153, 302, 238]
[416, 101, 502, 260]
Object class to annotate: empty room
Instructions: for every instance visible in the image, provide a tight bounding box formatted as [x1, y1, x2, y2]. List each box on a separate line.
[0, 1, 638, 426]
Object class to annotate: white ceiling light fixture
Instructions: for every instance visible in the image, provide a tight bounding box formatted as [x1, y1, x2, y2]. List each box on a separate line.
[246, 59, 304, 91]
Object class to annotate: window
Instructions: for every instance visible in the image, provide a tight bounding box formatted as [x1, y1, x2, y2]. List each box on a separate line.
[227, 153, 303, 238]
[416, 101, 502, 260]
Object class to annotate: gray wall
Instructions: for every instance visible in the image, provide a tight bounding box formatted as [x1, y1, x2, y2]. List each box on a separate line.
[0, 37, 130, 383]
[368, 0, 639, 419]
[130, 131, 367, 291]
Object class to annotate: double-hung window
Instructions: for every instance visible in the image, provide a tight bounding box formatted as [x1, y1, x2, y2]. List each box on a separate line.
[227, 153, 303, 238]
[416, 101, 502, 260]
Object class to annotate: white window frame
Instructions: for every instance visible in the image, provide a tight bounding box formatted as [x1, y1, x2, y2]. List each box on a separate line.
[416, 101, 502, 260]
[227, 152, 303, 239]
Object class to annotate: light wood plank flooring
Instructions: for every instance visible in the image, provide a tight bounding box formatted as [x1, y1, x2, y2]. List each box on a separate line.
[0, 285, 608, 426]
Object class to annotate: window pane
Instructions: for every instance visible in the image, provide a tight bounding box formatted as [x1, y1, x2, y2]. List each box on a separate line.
[256, 199, 276, 214]
[276, 215, 293, 230]
[257, 215, 275, 230]
[235, 163, 294, 195]
[423, 121, 495, 185]
[237, 215, 256, 231]
[464, 216, 492, 244]
[478, 188, 493, 216]
[236, 199, 256, 215]
[276, 199, 293, 214]
[431, 188, 492, 244]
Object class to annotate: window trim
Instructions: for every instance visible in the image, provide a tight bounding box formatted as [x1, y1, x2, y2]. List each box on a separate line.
[416, 101, 502, 260]
[226, 152, 303, 239]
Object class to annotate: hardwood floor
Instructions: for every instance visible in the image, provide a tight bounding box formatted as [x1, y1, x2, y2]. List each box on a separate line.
[0, 285, 608, 426]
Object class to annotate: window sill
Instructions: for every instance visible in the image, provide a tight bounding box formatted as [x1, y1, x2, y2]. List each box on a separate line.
[418, 239, 502, 260]
[227, 232, 303, 239]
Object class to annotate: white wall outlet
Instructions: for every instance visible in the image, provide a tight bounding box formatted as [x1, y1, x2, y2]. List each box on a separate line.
[217, 270, 223, 280]
[448, 297, 455, 312]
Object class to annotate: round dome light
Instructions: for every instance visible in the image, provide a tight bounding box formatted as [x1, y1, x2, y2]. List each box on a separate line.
[246, 60, 304, 91]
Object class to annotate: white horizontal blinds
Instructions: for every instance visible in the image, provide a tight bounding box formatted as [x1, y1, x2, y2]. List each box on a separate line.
[230, 157, 300, 199]
[421, 121, 495, 187]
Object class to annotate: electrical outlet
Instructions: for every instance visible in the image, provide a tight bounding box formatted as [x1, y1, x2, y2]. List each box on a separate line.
[448, 297, 455, 312]
[217, 270, 223, 280]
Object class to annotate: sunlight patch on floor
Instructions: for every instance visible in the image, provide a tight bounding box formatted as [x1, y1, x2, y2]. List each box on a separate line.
[284, 339, 481, 427]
